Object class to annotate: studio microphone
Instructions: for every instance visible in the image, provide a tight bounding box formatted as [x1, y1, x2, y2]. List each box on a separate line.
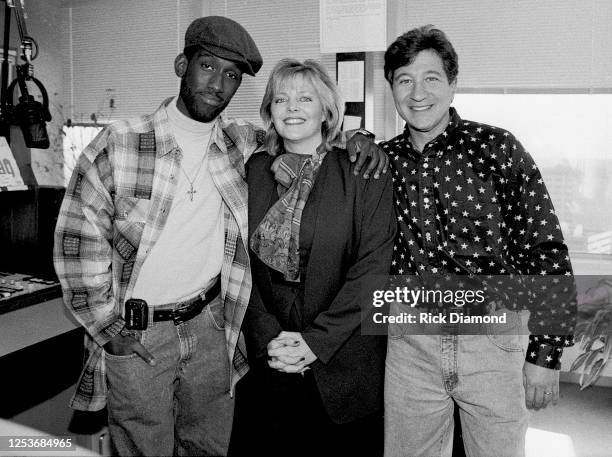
[7, 76, 52, 149]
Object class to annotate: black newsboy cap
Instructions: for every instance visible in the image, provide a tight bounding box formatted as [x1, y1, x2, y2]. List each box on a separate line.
[185, 16, 263, 76]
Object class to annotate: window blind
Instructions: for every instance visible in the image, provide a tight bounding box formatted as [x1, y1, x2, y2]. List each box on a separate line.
[208, 0, 336, 126]
[62, 0, 612, 137]
[63, 0, 201, 121]
[390, 0, 612, 90]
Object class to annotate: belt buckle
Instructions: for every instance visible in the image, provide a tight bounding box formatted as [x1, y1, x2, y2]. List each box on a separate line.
[172, 303, 191, 326]
[440, 323, 459, 335]
[173, 312, 185, 325]
[172, 296, 202, 325]
[440, 308, 459, 335]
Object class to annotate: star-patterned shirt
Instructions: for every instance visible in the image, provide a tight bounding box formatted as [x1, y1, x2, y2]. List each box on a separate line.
[382, 108, 575, 369]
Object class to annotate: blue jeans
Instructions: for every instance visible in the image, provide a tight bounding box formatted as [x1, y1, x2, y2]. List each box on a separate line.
[105, 296, 233, 456]
[384, 312, 529, 457]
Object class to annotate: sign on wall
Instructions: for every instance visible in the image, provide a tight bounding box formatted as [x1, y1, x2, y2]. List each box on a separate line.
[0, 137, 26, 189]
[320, 0, 387, 53]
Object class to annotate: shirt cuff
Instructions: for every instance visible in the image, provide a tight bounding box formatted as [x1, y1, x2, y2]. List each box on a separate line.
[92, 316, 126, 348]
[336, 128, 375, 145]
[332, 131, 348, 149]
[301, 330, 333, 365]
[253, 325, 282, 360]
[243, 314, 283, 360]
[525, 340, 564, 370]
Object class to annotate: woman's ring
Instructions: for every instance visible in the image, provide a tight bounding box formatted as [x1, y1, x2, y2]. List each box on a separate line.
[544, 391, 553, 396]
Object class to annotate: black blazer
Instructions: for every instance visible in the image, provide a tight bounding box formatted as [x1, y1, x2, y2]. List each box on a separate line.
[244, 148, 396, 424]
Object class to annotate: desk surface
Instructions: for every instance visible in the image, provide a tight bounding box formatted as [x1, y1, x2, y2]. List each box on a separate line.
[0, 297, 80, 358]
[0, 273, 62, 315]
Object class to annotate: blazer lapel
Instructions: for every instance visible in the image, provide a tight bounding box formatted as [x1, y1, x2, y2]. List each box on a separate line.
[302, 158, 329, 323]
[248, 169, 276, 239]
[248, 156, 277, 292]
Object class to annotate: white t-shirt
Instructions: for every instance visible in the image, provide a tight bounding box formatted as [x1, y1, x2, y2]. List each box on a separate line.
[131, 97, 224, 305]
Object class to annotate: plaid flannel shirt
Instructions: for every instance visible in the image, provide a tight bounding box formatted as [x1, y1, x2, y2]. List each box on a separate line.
[53, 98, 261, 411]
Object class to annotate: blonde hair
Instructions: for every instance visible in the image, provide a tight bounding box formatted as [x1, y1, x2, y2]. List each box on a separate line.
[260, 58, 344, 155]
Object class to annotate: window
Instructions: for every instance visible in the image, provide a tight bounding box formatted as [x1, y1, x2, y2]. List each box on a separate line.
[450, 93, 612, 273]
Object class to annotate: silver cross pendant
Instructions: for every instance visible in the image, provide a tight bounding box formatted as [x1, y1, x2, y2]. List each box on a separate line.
[187, 186, 197, 201]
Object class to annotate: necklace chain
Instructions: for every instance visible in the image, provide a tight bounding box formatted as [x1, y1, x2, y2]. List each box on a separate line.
[179, 154, 206, 202]
[176, 131, 214, 202]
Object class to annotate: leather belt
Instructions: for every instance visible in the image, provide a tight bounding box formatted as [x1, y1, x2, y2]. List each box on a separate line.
[153, 277, 221, 325]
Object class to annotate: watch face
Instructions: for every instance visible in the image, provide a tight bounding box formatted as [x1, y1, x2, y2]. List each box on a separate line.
[356, 129, 375, 139]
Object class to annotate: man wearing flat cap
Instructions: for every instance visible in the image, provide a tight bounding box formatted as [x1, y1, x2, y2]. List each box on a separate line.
[54, 15, 384, 457]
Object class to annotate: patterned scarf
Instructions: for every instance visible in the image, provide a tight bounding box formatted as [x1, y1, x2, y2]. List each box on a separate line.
[250, 148, 326, 281]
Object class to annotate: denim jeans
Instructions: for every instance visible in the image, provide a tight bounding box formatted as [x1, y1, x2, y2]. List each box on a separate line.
[384, 311, 529, 457]
[105, 295, 233, 456]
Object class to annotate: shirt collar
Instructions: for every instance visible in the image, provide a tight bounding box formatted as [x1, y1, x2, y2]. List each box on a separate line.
[254, 142, 268, 154]
[153, 97, 225, 158]
[401, 107, 462, 154]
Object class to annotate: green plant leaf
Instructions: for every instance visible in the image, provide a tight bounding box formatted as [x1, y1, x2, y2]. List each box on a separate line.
[583, 348, 601, 370]
[570, 351, 589, 372]
[574, 322, 589, 339]
[580, 358, 606, 390]
[580, 335, 599, 351]
[580, 349, 602, 387]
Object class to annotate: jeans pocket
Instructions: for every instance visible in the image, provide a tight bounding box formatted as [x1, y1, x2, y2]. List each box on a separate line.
[206, 300, 225, 331]
[103, 329, 147, 361]
[104, 350, 139, 361]
[486, 333, 522, 352]
[486, 309, 522, 352]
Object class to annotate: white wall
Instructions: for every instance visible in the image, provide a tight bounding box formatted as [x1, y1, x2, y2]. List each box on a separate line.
[1, 0, 65, 170]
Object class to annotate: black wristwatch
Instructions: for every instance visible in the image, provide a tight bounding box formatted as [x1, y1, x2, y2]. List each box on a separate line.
[353, 128, 375, 140]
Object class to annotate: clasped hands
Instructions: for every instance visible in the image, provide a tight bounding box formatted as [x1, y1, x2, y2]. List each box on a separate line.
[267, 331, 317, 374]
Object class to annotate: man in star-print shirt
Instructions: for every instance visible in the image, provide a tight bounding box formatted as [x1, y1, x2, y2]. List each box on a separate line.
[381, 25, 576, 457]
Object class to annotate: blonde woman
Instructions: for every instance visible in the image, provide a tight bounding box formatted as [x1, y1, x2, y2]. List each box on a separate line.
[229, 59, 395, 457]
